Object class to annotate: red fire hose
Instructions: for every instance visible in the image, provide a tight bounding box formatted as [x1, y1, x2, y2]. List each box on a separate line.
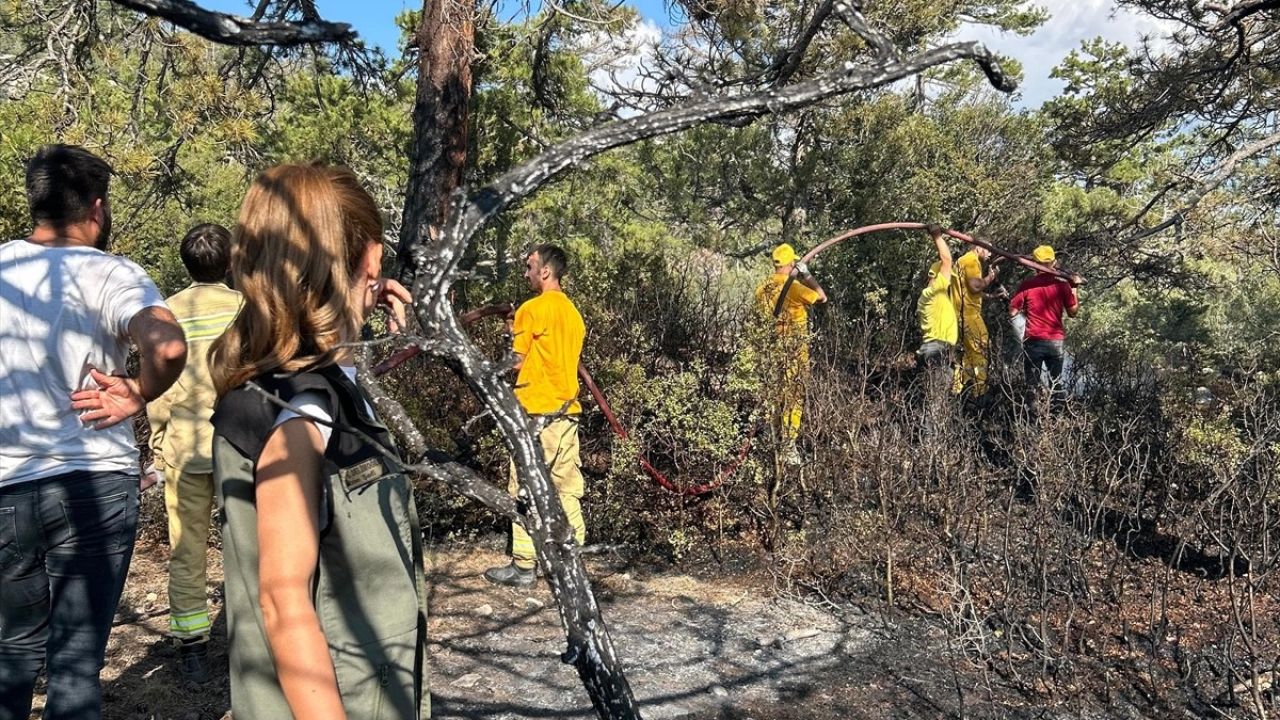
[799, 221, 1082, 284]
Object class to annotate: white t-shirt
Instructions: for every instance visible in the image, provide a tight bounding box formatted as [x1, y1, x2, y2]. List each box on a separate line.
[0, 239, 169, 487]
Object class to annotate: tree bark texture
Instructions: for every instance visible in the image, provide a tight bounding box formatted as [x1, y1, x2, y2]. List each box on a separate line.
[397, 0, 476, 282]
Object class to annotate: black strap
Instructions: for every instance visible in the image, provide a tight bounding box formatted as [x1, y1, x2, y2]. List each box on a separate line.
[212, 365, 394, 467]
[771, 272, 799, 318]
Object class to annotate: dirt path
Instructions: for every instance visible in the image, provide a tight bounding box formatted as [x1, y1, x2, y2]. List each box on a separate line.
[34, 540, 1166, 719]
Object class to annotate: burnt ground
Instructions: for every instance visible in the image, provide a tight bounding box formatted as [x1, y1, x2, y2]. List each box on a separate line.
[28, 536, 1200, 720]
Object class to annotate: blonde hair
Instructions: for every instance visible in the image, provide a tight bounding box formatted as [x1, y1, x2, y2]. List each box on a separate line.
[211, 164, 382, 396]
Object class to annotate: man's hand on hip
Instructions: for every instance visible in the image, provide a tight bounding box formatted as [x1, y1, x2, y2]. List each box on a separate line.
[71, 368, 146, 430]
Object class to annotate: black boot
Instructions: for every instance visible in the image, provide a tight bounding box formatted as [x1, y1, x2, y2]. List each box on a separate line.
[483, 562, 536, 587]
[176, 638, 210, 683]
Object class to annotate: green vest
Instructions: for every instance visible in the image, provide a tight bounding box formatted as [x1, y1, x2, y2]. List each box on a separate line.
[212, 366, 430, 719]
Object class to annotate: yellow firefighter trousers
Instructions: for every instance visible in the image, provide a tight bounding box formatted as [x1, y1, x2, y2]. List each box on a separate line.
[509, 418, 586, 570]
[164, 466, 215, 639]
[954, 312, 990, 396]
[780, 343, 810, 441]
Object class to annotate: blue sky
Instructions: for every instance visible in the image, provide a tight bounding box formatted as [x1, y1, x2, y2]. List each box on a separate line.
[200, 0, 1171, 107]
[200, 0, 418, 50]
[200, 0, 669, 51]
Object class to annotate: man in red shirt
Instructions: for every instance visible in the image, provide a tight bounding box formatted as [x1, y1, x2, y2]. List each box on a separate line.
[1008, 245, 1080, 405]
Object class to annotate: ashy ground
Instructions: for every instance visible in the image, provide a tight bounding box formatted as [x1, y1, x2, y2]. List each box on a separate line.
[29, 538, 1185, 720]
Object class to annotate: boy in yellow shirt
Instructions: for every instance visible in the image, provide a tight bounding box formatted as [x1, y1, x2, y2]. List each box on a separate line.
[485, 245, 587, 587]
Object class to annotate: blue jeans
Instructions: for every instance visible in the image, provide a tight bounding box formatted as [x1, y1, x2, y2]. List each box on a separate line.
[0, 471, 139, 720]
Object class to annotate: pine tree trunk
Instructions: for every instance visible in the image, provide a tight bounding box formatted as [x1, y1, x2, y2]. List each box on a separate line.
[397, 0, 475, 281]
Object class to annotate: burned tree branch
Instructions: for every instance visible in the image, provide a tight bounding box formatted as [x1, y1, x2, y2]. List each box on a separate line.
[445, 39, 1014, 250]
[354, 353, 525, 522]
[1103, 128, 1280, 253]
[768, 0, 836, 83]
[106, 0, 355, 46]
[1208, 0, 1280, 30]
[246, 367, 526, 524]
[832, 1, 896, 59]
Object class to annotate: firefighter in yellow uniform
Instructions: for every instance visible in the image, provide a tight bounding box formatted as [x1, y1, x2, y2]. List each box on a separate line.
[485, 244, 587, 587]
[755, 243, 827, 464]
[949, 242, 1001, 396]
[146, 224, 241, 681]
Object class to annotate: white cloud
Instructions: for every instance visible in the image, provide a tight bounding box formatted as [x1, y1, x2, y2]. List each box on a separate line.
[582, 2, 1180, 110]
[954, 0, 1178, 107]
[578, 18, 664, 104]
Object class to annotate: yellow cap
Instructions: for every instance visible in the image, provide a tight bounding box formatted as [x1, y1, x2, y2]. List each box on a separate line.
[1032, 245, 1056, 264]
[772, 243, 799, 266]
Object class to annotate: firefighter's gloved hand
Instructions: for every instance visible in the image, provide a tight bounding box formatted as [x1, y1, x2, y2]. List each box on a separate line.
[794, 261, 810, 277]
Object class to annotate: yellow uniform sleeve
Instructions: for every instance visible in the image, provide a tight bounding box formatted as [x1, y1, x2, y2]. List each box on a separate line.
[512, 302, 538, 357]
[957, 255, 979, 295]
[788, 281, 821, 307]
[925, 272, 951, 297]
[146, 393, 172, 463]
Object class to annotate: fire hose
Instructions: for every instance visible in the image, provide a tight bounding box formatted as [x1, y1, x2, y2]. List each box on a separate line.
[373, 222, 1083, 497]
[800, 222, 1082, 281]
[774, 221, 1081, 316]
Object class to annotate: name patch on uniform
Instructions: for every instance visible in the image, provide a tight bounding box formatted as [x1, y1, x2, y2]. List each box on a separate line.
[339, 458, 384, 492]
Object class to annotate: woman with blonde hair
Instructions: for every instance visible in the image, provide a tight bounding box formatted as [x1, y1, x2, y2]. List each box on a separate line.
[209, 164, 429, 719]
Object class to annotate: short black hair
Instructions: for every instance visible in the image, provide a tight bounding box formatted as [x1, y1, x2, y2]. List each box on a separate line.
[25, 144, 112, 226]
[180, 223, 232, 283]
[531, 244, 568, 280]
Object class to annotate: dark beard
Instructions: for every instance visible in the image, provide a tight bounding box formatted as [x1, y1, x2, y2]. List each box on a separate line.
[94, 208, 112, 251]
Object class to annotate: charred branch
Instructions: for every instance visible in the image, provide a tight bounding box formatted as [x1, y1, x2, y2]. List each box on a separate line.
[449, 40, 1014, 244]
[1183, 129, 1280, 209]
[245, 364, 525, 524]
[831, 1, 896, 59]
[768, 0, 836, 84]
[106, 0, 355, 46]
[354, 352, 524, 522]
[1208, 0, 1280, 29]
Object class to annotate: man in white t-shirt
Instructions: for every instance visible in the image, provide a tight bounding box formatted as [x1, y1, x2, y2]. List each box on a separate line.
[0, 145, 187, 719]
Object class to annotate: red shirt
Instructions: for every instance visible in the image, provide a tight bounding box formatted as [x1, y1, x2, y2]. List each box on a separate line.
[1010, 273, 1077, 341]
